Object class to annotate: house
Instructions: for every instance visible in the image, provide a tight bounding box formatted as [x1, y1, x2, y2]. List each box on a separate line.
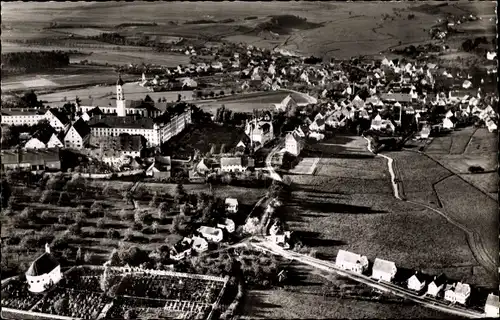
[454, 282, 471, 305]
[191, 236, 208, 253]
[1, 148, 61, 172]
[1, 108, 46, 126]
[145, 156, 171, 180]
[484, 293, 499, 318]
[371, 258, 397, 282]
[225, 198, 239, 213]
[220, 157, 250, 172]
[284, 132, 303, 156]
[170, 237, 193, 261]
[442, 117, 455, 130]
[418, 124, 431, 139]
[335, 250, 369, 274]
[444, 283, 457, 303]
[309, 118, 325, 132]
[217, 218, 235, 233]
[407, 272, 427, 292]
[64, 118, 90, 149]
[25, 244, 61, 293]
[45, 108, 70, 132]
[47, 133, 64, 148]
[197, 226, 224, 243]
[25, 137, 47, 150]
[274, 95, 298, 112]
[245, 116, 274, 148]
[426, 274, 447, 297]
[268, 231, 291, 249]
[195, 159, 210, 175]
[485, 119, 497, 132]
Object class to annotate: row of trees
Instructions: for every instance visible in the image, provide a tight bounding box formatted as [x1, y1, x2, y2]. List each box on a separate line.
[2, 51, 70, 75]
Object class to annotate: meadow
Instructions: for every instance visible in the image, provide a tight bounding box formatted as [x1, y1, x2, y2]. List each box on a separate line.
[282, 135, 495, 290]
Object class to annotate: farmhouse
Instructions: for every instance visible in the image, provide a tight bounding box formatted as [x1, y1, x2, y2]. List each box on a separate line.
[25, 244, 61, 293]
[170, 238, 193, 261]
[335, 250, 369, 274]
[1, 108, 46, 127]
[485, 293, 499, 318]
[220, 157, 253, 172]
[145, 156, 171, 179]
[454, 282, 471, 305]
[64, 118, 90, 149]
[191, 236, 208, 253]
[407, 272, 427, 292]
[371, 258, 397, 282]
[284, 132, 303, 156]
[244, 115, 274, 149]
[426, 274, 447, 297]
[225, 198, 239, 213]
[197, 226, 224, 243]
[45, 108, 70, 132]
[1, 148, 61, 172]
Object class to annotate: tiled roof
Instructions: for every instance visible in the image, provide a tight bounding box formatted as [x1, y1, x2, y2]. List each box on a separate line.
[71, 118, 91, 138]
[1, 108, 46, 116]
[88, 116, 155, 129]
[25, 252, 59, 276]
[48, 108, 69, 125]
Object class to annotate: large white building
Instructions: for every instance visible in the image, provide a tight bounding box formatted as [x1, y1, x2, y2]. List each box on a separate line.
[244, 113, 274, 149]
[335, 250, 369, 274]
[1, 109, 47, 127]
[371, 258, 397, 282]
[25, 244, 61, 293]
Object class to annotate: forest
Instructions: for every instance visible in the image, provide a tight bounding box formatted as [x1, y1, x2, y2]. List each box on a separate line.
[2, 51, 71, 75]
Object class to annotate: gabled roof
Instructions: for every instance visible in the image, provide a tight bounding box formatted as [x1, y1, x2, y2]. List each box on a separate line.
[336, 250, 366, 265]
[47, 108, 69, 126]
[486, 293, 499, 307]
[70, 118, 91, 138]
[454, 282, 470, 296]
[26, 252, 59, 276]
[409, 272, 426, 283]
[430, 274, 447, 287]
[372, 258, 396, 274]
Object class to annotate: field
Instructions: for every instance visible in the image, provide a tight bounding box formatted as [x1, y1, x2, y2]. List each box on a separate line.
[1, 65, 134, 93]
[1, 266, 227, 319]
[194, 90, 310, 114]
[37, 82, 195, 107]
[3, 2, 495, 62]
[282, 135, 496, 289]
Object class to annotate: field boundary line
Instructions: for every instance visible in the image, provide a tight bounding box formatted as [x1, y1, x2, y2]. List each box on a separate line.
[462, 127, 479, 155]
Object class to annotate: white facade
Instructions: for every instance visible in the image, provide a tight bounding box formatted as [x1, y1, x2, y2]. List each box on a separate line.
[454, 282, 471, 305]
[25, 138, 46, 150]
[371, 258, 397, 282]
[1, 112, 45, 126]
[445, 285, 457, 303]
[225, 198, 239, 213]
[426, 280, 444, 297]
[64, 126, 87, 149]
[47, 134, 64, 148]
[442, 118, 455, 130]
[26, 265, 62, 293]
[91, 126, 160, 147]
[285, 133, 302, 156]
[485, 293, 499, 318]
[197, 226, 224, 243]
[407, 274, 426, 291]
[44, 110, 67, 132]
[335, 250, 369, 274]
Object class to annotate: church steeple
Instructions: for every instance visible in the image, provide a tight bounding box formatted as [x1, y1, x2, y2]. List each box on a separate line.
[116, 74, 126, 117]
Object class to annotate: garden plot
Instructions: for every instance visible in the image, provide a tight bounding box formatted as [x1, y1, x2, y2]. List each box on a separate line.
[289, 157, 319, 175]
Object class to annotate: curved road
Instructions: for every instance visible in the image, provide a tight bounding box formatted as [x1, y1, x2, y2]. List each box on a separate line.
[362, 137, 497, 274]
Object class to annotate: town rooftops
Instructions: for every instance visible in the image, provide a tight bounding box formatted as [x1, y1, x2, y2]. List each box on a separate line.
[1, 148, 60, 165]
[25, 252, 60, 277]
[88, 116, 156, 129]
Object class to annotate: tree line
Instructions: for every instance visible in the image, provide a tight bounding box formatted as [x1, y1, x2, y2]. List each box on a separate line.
[2, 51, 70, 75]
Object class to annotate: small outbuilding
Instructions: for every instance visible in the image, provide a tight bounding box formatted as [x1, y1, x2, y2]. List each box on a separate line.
[26, 244, 61, 293]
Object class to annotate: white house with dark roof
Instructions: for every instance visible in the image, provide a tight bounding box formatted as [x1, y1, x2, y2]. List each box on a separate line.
[45, 109, 69, 132]
[309, 118, 325, 132]
[407, 272, 427, 291]
[197, 226, 224, 243]
[284, 132, 303, 156]
[225, 198, 239, 213]
[335, 250, 369, 274]
[371, 258, 397, 282]
[426, 274, 447, 297]
[64, 118, 90, 149]
[444, 283, 457, 303]
[25, 244, 61, 293]
[485, 293, 499, 318]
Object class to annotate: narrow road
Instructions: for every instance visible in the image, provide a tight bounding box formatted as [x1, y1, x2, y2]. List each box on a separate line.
[363, 137, 497, 274]
[252, 241, 486, 319]
[265, 143, 283, 182]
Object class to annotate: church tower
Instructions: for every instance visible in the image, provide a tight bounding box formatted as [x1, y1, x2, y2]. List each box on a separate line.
[116, 75, 126, 117]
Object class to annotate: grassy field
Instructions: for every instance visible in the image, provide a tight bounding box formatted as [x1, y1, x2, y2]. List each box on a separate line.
[1, 66, 135, 93]
[37, 82, 194, 106]
[3, 2, 494, 61]
[282, 135, 495, 289]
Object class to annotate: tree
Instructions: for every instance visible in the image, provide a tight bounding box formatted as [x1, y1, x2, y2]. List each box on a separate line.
[152, 221, 159, 233]
[144, 94, 153, 103]
[177, 93, 182, 102]
[100, 266, 113, 292]
[54, 297, 69, 314]
[96, 218, 105, 229]
[0, 180, 11, 209]
[76, 247, 83, 263]
[219, 90, 225, 96]
[90, 201, 104, 218]
[108, 249, 122, 266]
[107, 228, 119, 239]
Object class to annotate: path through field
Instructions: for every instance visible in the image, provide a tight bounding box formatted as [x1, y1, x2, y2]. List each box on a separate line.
[363, 138, 497, 275]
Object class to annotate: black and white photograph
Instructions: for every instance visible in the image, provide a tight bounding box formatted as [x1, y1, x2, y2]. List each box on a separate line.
[1, 1, 498, 319]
